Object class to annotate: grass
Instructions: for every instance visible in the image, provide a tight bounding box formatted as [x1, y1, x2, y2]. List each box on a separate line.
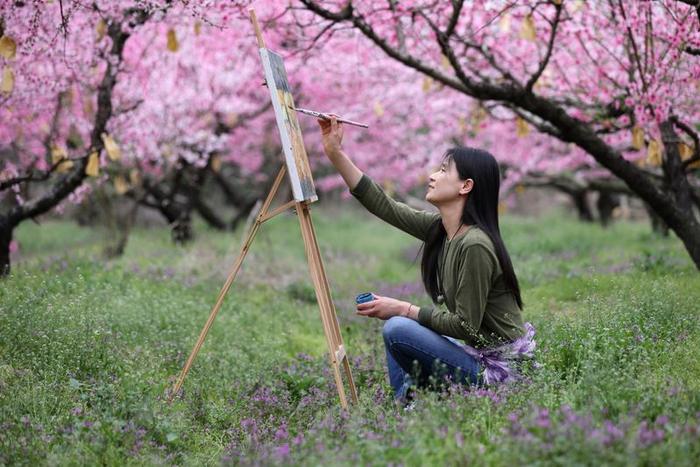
[1, 204, 699, 466]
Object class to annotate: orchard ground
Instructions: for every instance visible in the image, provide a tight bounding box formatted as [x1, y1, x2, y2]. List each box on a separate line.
[1, 204, 699, 466]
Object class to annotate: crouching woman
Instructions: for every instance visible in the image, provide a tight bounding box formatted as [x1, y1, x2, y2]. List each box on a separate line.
[317, 117, 535, 403]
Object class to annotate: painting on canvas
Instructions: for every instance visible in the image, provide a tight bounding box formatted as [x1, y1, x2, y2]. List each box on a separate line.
[259, 48, 317, 202]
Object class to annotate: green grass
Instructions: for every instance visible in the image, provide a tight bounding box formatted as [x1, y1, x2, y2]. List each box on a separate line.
[1, 205, 699, 466]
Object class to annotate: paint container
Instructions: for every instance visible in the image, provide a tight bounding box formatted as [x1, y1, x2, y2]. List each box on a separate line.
[355, 293, 376, 304]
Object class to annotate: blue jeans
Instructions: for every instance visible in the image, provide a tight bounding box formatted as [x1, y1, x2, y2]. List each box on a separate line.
[383, 316, 481, 401]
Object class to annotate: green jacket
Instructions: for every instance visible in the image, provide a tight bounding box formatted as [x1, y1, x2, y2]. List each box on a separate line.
[351, 174, 524, 348]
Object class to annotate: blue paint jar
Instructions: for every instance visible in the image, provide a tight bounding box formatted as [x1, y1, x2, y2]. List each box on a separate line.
[355, 292, 375, 304]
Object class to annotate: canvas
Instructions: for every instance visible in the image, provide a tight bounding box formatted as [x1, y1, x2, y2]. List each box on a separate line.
[259, 48, 317, 202]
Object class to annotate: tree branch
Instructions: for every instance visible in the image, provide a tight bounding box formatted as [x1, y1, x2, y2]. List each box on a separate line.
[299, 0, 471, 94]
[5, 11, 151, 227]
[301, 0, 684, 225]
[526, 2, 563, 92]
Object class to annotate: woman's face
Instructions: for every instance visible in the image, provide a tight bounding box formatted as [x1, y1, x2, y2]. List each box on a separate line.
[425, 158, 472, 206]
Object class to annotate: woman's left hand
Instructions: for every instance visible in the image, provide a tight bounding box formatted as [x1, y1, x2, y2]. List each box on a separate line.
[356, 294, 408, 320]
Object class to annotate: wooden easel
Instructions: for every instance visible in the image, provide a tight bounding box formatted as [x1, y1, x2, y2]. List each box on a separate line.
[168, 12, 358, 410]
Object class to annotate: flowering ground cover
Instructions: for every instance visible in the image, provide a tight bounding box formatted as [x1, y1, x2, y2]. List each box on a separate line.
[1, 205, 699, 465]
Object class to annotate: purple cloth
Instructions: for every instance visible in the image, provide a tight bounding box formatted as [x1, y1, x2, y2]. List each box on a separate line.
[458, 322, 537, 385]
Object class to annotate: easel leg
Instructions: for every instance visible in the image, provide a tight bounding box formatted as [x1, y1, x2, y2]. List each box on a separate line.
[304, 206, 359, 405]
[168, 166, 287, 401]
[296, 202, 359, 408]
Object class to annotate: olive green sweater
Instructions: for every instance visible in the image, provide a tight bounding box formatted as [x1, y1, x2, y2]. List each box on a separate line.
[350, 174, 524, 348]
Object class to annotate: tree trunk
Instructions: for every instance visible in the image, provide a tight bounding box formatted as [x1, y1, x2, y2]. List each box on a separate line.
[596, 191, 620, 227]
[644, 203, 670, 236]
[161, 204, 193, 244]
[571, 190, 594, 222]
[657, 120, 700, 255]
[516, 95, 700, 268]
[0, 14, 146, 275]
[0, 219, 12, 277]
[170, 216, 193, 244]
[104, 198, 139, 258]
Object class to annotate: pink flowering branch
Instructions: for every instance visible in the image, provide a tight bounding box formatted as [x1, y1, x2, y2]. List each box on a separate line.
[299, 0, 700, 268]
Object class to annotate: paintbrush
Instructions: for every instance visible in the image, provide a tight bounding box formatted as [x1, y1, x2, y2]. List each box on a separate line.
[288, 106, 369, 129]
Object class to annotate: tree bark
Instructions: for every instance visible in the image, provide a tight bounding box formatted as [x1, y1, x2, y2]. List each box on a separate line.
[644, 203, 670, 236]
[571, 191, 594, 222]
[0, 218, 12, 277]
[140, 180, 194, 244]
[596, 191, 620, 227]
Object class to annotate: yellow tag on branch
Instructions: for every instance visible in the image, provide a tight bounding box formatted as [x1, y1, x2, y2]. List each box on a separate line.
[129, 168, 141, 186]
[0, 36, 17, 59]
[440, 54, 451, 69]
[101, 133, 121, 161]
[1, 66, 14, 95]
[85, 151, 100, 177]
[373, 101, 384, 117]
[96, 19, 107, 41]
[631, 126, 644, 150]
[52, 145, 73, 173]
[167, 29, 179, 52]
[211, 155, 222, 173]
[51, 144, 67, 164]
[56, 159, 74, 173]
[679, 143, 693, 160]
[516, 117, 530, 137]
[422, 77, 432, 93]
[114, 175, 129, 195]
[194, 21, 202, 36]
[520, 15, 536, 41]
[646, 139, 662, 166]
[679, 143, 699, 169]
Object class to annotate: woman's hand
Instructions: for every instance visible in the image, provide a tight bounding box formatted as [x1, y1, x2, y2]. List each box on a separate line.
[356, 294, 411, 321]
[317, 116, 344, 159]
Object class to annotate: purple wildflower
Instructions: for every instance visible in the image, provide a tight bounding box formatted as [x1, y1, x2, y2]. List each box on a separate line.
[275, 443, 290, 459]
[274, 423, 288, 441]
[602, 420, 624, 446]
[535, 408, 551, 429]
[638, 420, 665, 446]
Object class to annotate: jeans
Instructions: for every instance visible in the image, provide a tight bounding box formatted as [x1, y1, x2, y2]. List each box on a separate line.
[383, 316, 481, 402]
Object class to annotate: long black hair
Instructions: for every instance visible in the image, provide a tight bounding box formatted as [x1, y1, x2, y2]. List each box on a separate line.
[420, 147, 523, 309]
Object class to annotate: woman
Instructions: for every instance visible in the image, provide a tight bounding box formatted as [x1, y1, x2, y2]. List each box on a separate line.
[317, 117, 533, 403]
